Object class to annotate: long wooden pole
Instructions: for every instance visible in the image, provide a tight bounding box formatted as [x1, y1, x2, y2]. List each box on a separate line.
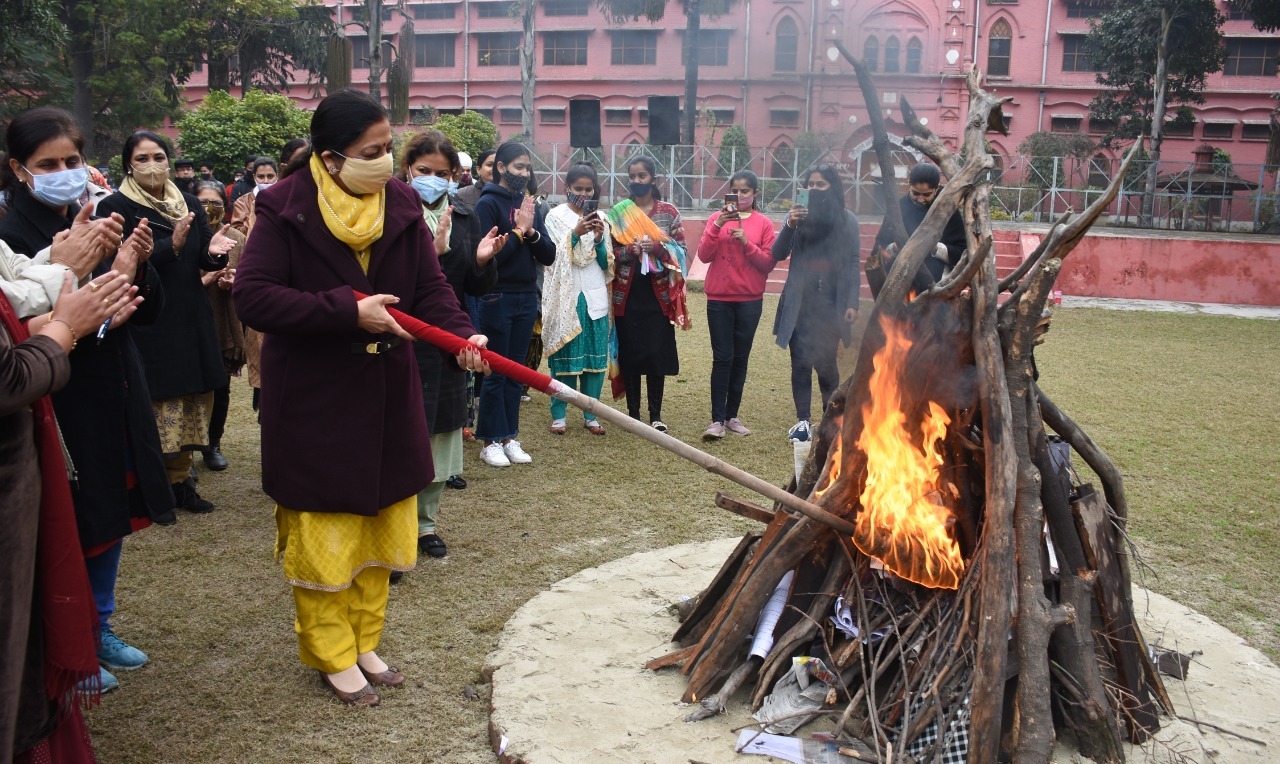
[359, 293, 858, 538]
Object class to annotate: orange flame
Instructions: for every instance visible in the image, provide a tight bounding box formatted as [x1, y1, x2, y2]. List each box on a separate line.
[853, 316, 965, 589]
[814, 418, 843, 499]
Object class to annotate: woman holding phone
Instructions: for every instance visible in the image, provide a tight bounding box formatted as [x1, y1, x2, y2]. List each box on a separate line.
[697, 170, 776, 440]
[542, 163, 614, 435]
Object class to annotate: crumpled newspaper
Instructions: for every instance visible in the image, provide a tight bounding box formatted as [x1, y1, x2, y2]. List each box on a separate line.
[829, 596, 892, 643]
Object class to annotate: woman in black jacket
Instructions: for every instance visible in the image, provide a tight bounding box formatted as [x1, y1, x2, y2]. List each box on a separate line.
[96, 131, 235, 513]
[0, 107, 174, 695]
[400, 129, 503, 558]
[473, 141, 555, 468]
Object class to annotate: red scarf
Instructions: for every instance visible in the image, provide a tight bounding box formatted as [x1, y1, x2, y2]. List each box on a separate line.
[0, 296, 100, 705]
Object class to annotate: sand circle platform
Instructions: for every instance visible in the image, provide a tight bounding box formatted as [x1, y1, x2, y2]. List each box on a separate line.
[485, 538, 1280, 763]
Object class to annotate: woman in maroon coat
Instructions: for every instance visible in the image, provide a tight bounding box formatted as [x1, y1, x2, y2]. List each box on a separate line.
[233, 89, 486, 707]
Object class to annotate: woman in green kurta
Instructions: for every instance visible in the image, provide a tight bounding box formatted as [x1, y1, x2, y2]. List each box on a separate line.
[541, 164, 613, 434]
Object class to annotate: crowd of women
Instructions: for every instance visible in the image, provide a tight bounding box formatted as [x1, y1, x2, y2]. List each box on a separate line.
[0, 88, 863, 760]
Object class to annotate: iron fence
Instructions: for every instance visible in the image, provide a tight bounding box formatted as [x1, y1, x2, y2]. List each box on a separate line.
[514, 142, 1280, 234]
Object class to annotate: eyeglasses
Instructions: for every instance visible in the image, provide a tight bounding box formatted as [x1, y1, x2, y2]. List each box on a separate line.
[201, 201, 224, 211]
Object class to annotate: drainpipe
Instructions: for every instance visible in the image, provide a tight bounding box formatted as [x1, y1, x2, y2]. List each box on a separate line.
[1037, 89, 1046, 133]
[742, 0, 751, 128]
[1040, 0, 1052, 86]
[463, 0, 471, 110]
[972, 0, 981, 63]
[805, 0, 818, 131]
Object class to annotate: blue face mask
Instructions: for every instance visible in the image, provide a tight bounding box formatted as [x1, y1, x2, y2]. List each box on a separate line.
[447, 179, 459, 197]
[25, 165, 87, 207]
[412, 175, 451, 204]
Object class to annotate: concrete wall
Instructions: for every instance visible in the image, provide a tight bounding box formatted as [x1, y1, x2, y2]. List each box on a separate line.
[682, 215, 1280, 307]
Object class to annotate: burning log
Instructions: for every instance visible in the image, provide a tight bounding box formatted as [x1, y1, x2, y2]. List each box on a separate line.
[650, 63, 1171, 763]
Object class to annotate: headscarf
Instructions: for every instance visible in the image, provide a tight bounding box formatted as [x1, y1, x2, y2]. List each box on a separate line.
[310, 154, 385, 273]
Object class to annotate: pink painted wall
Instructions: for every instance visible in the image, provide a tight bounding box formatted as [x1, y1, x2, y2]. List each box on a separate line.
[683, 215, 1280, 307]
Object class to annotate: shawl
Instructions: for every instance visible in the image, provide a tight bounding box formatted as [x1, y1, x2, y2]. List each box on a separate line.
[542, 203, 614, 357]
[119, 174, 188, 223]
[207, 228, 246, 372]
[0, 296, 100, 706]
[310, 154, 385, 273]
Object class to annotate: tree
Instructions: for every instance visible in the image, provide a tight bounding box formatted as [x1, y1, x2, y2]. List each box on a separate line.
[433, 111, 500, 158]
[0, 0, 68, 122]
[717, 125, 750, 176]
[176, 90, 311, 181]
[1088, 0, 1226, 226]
[596, 0, 731, 144]
[1016, 131, 1098, 188]
[1229, 0, 1280, 31]
[200, 2, 333, 96]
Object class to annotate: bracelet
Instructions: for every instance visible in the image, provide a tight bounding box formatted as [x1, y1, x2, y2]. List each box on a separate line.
[527, 229, 541, 245]
[46, 313, 77, 350]
[511, 229, 524, 244]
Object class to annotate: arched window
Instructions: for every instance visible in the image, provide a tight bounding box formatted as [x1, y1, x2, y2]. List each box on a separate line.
[775, 17, 798, 72]
[771, 142, 794, 178]
[884, 36, 900, 73]
[906, 36, 923, 73]
[988, 19, 1012, 77]
[865, 36, 879, 72]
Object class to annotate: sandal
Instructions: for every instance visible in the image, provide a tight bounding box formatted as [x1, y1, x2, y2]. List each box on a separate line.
[320, 672, 380, 707]
[462, 428, 476, 442]
[584, 420, 606, 436]
[550, 419, 567, 435]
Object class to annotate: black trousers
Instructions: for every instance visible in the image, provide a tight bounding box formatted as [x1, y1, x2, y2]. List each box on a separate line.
[624, 373, 666, 423]
[208, 383, 230, 446]
[788, 286, 841, 422]
[706, 299, 762, 423]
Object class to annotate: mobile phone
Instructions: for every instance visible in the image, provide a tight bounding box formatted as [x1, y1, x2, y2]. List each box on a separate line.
[795, 188, 810, 208]
[724, 193, 738, 210]
[582, 199, 599, 216]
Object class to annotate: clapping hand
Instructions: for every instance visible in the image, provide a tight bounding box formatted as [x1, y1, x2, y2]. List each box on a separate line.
[208, 224, 235, 256]
[476, 226, 507, 266]
[171, 212, 194, 250]
[514, 195, 535, 235]
[49, 205, 123, 279]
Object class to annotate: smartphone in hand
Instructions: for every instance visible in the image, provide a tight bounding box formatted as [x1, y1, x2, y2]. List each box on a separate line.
[582, 198, 599, 216]
[794, 188, 809, 208]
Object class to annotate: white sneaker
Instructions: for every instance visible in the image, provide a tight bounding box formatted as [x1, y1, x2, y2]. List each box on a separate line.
[481, 443, 511, 467]
[503, 440, 532, 464]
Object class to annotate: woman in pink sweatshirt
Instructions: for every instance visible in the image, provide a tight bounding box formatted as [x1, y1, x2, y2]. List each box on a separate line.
[697, 170, 777, 440]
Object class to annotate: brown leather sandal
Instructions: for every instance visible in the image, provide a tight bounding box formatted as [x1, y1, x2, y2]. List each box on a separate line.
[584, 420, 606, 436]
[320, 672, 381, 706]
[359, 664, 406, 688]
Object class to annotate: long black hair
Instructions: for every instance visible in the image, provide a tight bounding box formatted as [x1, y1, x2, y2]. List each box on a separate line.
[282, 88, 388, 179]
[625, 154, 663, 201]
[796, 163, 849, 247]
[493, 141, 530, 192]
[1, 106, 84, 197]
[728, 169, 760, 210]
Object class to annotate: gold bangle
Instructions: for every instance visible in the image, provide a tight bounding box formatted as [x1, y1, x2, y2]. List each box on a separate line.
[46, 314, 77, 350]
[511, 229, 524, 244]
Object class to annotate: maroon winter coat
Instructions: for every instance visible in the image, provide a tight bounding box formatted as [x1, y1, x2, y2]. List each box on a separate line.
[233, 168, 475, 516]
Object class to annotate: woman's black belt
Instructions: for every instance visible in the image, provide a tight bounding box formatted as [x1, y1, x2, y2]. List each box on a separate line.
[352, 337, 403, 354]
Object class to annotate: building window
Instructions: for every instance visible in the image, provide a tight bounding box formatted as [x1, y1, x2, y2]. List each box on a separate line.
[477, 32, 520, 66]
[711, 108, 735, 125]
[1227, 2, 1252, 21]
[544, 0, 589, 15]
[1242, 123, 1270, 140]
[351, 37, 391, 69]
[415, 34, 456, 67]
[1087, 117, 1116, 134]
[437, 108, 463, 117]
[1224, 38, 1280, 76]
[1086, 154, 1110, 188]
[1051, 116, 1082, 133]
[884, 36, 900, 73]
[1065, 0, 1110, 17]
[638, 109, 649, 125]
[498, 108, 522, 124]
[906, 36, 923, 73]
[1163, 119, 1195, 138]
[689, 30, 731, 66]
[605, 108, 632, 125]
[414, 3, 457, 19]
[543, 31, 588, 65]
[539, 108, 566, 125]
[865, 36, 879, 72]
[770, 109, 800, 128]
[1202, 122, 1235, 140]
[611, 30, 658, 65]
[1061, 34, 1096, 72]
[775, 17, 798, 71]
[988, 19, 1012, 77]
[477, 1, 515, 18]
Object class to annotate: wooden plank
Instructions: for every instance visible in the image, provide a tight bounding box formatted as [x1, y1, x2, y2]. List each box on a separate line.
[645, 644, 698, 671]
[671, 531, 761, 645]
[714, 491, 776, 525]
[1073, 487, 1160, 742]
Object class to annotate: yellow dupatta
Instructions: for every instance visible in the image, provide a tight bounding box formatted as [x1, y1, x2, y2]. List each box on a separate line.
[310, 154, 385, 273]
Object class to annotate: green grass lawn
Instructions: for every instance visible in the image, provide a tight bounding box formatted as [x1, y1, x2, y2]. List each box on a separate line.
[85, 293, 1280, 763]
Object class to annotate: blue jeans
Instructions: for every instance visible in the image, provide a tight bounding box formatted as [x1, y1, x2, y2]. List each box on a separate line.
[84, 539, 123, 630]
[476, 291, 539, 442]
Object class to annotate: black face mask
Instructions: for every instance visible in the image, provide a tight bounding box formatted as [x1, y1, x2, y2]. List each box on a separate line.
[629, 181, 653, 198]
[200, 171, 212, 179]
[501, 169, 527, 192]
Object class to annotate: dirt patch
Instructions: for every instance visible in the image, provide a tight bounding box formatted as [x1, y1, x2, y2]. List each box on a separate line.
[488, 538, 1279, 763]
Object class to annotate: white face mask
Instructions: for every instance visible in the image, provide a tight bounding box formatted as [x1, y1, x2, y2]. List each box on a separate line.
[24, 165, 87, 207]
[255, 182, 273, 194]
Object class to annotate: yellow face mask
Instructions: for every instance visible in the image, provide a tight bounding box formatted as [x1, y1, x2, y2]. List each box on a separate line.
[333, 151, 394, 195]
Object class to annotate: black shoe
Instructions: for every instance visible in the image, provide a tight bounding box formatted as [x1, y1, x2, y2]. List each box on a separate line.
[172, 479, 215, 513]
[417, 534, 447, 558]
[445, 475, 466, 490]
[389, 571, 404, 584]
[203, 445, 229, 471]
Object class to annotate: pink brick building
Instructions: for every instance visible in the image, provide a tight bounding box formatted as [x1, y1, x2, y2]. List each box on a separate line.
[180, 0, 1277, 171]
